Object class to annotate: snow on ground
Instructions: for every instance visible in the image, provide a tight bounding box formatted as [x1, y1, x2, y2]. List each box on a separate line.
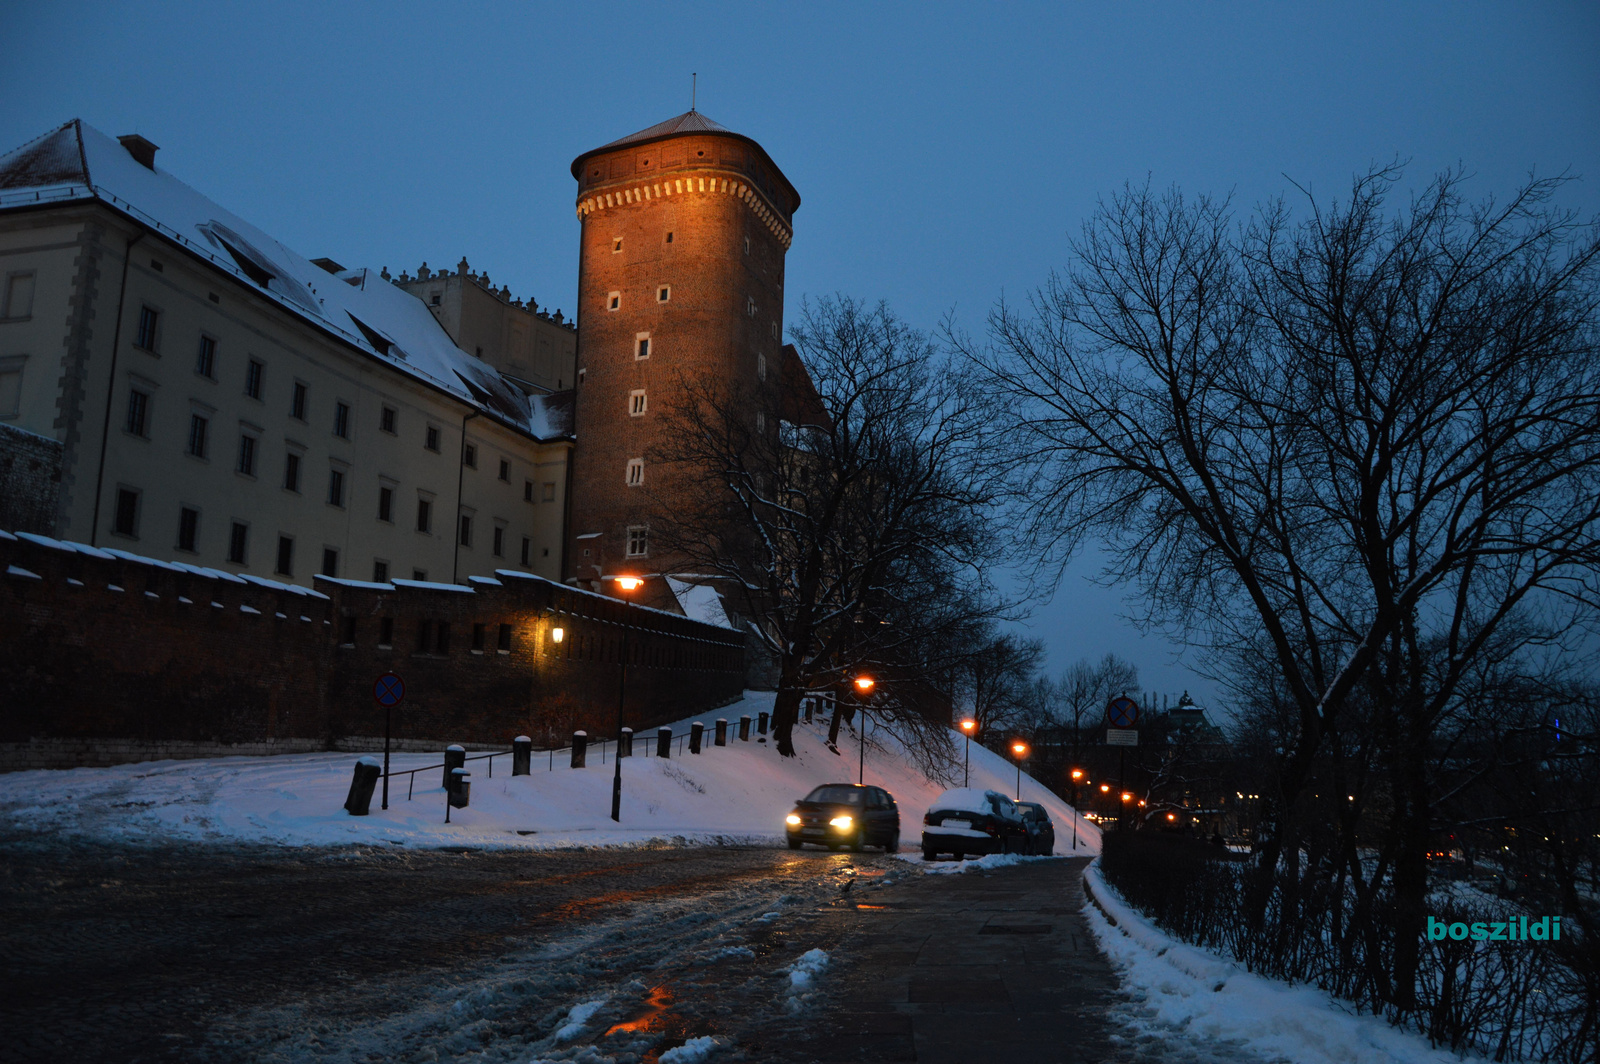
[0, 691, 1099, 854]
[895, 851, 1073, 875]
[1083, 859, 1486, 1064]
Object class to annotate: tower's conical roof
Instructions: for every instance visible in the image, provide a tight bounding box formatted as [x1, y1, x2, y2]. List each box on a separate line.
[569, 111, 798, 210]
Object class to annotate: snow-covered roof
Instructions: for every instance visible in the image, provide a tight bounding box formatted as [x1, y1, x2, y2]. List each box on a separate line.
[0, 120, 570, 443]
[666, 577, 734, 630]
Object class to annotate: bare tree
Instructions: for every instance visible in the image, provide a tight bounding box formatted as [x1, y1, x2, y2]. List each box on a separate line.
[950, 628, 1046, 740]
[964, 166, 1600, 1024]
[651, 296, 1006, 757]
[1058, 652, 1140, 762]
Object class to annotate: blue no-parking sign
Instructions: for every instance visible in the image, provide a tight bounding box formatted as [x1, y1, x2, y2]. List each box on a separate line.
[373, 673, 405, 707]
[1106, 695, 1139, 729]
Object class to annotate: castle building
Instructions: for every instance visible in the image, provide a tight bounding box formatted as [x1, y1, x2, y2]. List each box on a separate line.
[0, 121, 572, 586]
[564, 112, 801, 604]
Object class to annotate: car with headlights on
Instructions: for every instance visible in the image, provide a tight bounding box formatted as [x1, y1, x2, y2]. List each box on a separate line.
[786, 783, 901, 852]
[921, 788, 1029, 860]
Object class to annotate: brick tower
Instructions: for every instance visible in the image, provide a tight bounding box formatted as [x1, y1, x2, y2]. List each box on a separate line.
[566, 112, 800, 604]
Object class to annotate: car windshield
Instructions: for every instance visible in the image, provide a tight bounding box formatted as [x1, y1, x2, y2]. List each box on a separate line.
[804, 785, 864, 805]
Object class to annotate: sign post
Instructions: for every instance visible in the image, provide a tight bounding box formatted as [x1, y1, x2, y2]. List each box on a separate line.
[372, 672, 406, 810]
[1105, 696, 1140, 831]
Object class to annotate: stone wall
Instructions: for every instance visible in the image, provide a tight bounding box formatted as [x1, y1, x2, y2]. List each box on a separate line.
[0, 529, 746, 770]
[0, 422, 62, 536]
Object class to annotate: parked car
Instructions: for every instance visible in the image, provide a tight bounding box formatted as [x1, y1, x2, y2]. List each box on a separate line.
[921, 788, 1029, 860]
[1016, 801, 1055, 855]
[786, 783, 901, 852]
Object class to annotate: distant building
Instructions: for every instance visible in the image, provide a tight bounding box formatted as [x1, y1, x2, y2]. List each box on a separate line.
[0, 121, 572, 585]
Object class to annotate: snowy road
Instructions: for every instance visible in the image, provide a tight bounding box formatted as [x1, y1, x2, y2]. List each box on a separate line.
[0, 836, 1290, 1064]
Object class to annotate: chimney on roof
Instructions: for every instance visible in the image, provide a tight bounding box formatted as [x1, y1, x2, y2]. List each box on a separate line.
[118, 134, 159, 170]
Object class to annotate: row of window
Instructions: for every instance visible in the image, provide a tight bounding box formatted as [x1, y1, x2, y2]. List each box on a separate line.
[110, 488, 550, 574]
[338, 614, 732, 671]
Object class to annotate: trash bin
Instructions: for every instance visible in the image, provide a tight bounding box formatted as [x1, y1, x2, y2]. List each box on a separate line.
[619, 727, 633, 758]
[512, 736, 532, 776]
[758, 711, 769, 735]
[443, 745, 466, 789]
[571, 731, 587, 768]
[449, 768, 471, 808]
[344, 756, 382, 816]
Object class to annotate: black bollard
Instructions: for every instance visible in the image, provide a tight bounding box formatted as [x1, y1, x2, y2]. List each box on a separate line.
[714, 718, 728, 746]
[758, 711, 769, 735]
[571, 730, 588, 768]
[512, 735, 532, 776]
[739, 715, 751, 741]
[344, 757, 382, 816]
[619, 727, 633, 758]
[449, 768, 471, 808]
[690, 721, 704, 754]
[656, 726, 672, 758]
[443, 745, 466, 789]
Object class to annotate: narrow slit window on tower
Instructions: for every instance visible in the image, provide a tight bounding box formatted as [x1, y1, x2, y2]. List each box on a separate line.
[625, 458, 644, 486]
[613, 237, 623, 253]
[747, 296, 757, 317]
[608, 292, 620, 311]
[629, 390, 646, 416]
[665, 231, 674, 243]
[636, 335, 650, 360]
[658, 286, 670, 302]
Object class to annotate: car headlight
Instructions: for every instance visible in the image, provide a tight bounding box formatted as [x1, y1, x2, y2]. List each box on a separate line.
[786, 814, 802, 826]
[829, 815, 853, 830]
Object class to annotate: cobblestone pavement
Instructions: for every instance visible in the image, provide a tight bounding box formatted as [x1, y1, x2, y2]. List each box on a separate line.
[0, 839, 1258, 1063]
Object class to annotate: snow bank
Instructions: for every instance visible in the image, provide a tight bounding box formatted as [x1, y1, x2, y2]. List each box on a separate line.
[0, 691, 1100, 854]
[895, 852, 1070, 875]
[1082, 860, 1481, 1064]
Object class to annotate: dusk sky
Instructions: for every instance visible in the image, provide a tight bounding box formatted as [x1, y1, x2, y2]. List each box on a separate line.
[5, 2, 1597, 713]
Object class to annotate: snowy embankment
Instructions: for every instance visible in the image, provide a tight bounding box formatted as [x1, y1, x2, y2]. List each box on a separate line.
[0, 691, 1099, 853]
[1083, 860, 1483, 1064]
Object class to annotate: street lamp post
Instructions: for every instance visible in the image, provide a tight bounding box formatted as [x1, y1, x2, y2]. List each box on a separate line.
[854, 676, 875, 784]
[611, 575, 643, 822]
[1011, 740, 1028, 801]
[1069, 768, 1083, 850]
[959, 719, 976, 787]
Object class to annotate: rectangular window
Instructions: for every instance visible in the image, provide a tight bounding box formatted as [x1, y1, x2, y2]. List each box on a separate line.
[626, 526, 648, 557]
[245, 359, 263, 399]
[126, 389, 149, 436]
[498, 458, 510, 482]
[412, 569, 426, 581]
[327, 468, 345, 507]
[333, 402, 350, 438]
[378, 486, 393, 522]
[0, 363, 21, 418]
[283, 452, 301, 492]
[636, 336, 650, 360]
[228, 521, 248, 564]
[498, 623, 512, 652]
[425, 425, 440, 452]
[135, 306, 159, 350]
[187, 414, 209, 458]
[520, 536, 531, 565]
[373, 560, 389, 583]
[113, 488, 139, 537]
[196, 336, 216, 378]
[608, 291, 620, 311]
[435, 621, 450, 655]
[291, 381, 307, 420]
[492, 525, 505, 557]
[2, 273, 35, 318]
[275, 535, 294, 576]
[430, 292, 441, 306]
[613, 237, 623, 253]
[462, 443, 476, 468]
[472, 623, 486, 651]
[629, 390, 646, 416]
[340, 615, 356, 645]
[177, 507, 199, 552]
[237, 434, 256, 476]
[379, 616, 394, 645]
[747, 296, 757, 317]
[417, 498, 432, 532]
[416, 619, 432, 652]
[626, 458, 644, 486]
[542, 482, 556, 502]
[459, 513, 472, 547]
[321, 547, 338, 578]
[657, 286, 670, 302]
[380, 405, 396, 434]
[524, 480, 534, 502]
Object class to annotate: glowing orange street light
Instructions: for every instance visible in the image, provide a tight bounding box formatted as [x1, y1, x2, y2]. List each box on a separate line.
[1167, 812, 1177, 822]
[959, 719, 976, 787]
[610, 575, 643, 822]
[551, 627, 565, 643]
[853, 676, 875, 784]
[855, 676, 875, 693]
[1071, 768, 1084, 781]
[1011, 740, 1028, 800]
[1121, 792, 1133, 803]
[1100, 783, 1111, 793]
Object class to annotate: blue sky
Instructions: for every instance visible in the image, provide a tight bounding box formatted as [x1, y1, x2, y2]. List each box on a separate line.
[5, 2, 1597, 711]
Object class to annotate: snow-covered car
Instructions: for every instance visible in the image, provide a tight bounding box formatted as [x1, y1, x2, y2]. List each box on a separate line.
[1016, 801, 1055, 855]
[921, 788, 1030, 860]
[786, 783, 901, 852]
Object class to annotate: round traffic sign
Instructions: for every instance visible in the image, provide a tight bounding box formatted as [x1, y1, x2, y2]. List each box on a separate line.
[373, 672, 406, 707]
[1107, 696, 1139, 729]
